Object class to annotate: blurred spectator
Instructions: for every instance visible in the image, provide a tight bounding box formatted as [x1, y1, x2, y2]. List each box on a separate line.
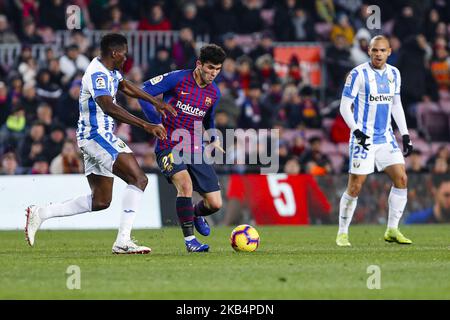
[273, 0, 297, 42]
[239, 0, 264, 34]
[386, 36, 401, 66]
[406, 150, 429, 173]
[350, 28, 370, 67]
[432, 158, 449, 174]
[177, 2, 210, 37]
[330, 113, 350, 143]
[39, 0, 66, 30]
[69, 30, 90, 55]
[138, 3, 172, 31]
[145, 46, 176, 79]
[315, 0, 335, 23]
[56, 79, 80, 128]
[0, 14, 19, 43]
[424, 8, 441, 44]
[325, 34, 352, 99]
[48, 58, 64, 88]
[49, 139, 82, 174]
[430, 46, 450, 92]
[215, 82, 241, 128]
[19, 121, 46, 167]
[239, 81, 263, 129]
[222, 33, 245, 61]
[43, 122, 65, 162]
[0, 151, 23, 175]
[249, 31, 274, 60]
[291, 134, 306, 157]
[405, 174, 450, 223]
[59, 44, 90, 85]
[330, 12, 354, 46]
[18, 57, 37, 86]
[103, 4, 123, 31]
[260, 79, 283, 128]
[21, 81, 40, 123]
[236, 55, 256, 93]
[0, 81, 10, 127]
[172, 27, 197, 69]
[211, 0, 240, 40]
[398, 34, 438, 127]
[300, 136, 333, 175]
[20, 18, 43, 45]
[283, 156, 301, 174]
[36, 102, 53, 134]
[254, 54, 277, 89]
[35, 69, 62, 103]
[292, 6, 315, 42]
[299, 86, 320, 128]
[426, 145, 450, 173]
[3, 104, 26, 148]
[30, 155, 49, 174]
[393, 6, 420, 41]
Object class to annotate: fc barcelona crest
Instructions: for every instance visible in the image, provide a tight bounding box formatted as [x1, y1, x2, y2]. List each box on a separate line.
[205, 97, 212, 106]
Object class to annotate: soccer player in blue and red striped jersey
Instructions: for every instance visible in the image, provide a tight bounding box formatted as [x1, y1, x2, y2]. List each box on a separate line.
[139, 44, 226, 252]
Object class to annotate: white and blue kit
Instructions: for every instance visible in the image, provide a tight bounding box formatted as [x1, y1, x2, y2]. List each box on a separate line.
[76, 57, 132, 177]
[340, 62, 409, 175]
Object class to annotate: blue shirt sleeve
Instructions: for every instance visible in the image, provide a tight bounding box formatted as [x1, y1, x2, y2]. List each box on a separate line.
[139, 70, 185, 124]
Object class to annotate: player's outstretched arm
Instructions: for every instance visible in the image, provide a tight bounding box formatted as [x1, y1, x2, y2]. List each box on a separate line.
[118, 79, 177, 118]
[95, 95, 167, 140]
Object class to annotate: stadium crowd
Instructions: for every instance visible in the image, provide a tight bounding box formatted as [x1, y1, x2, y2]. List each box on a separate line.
[0, 0, 449, 176]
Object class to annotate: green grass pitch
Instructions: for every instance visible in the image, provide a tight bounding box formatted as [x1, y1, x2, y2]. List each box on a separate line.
[0, 225, 449, 299]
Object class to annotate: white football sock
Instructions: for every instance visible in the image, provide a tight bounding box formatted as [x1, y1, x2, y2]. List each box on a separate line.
[39, 194, 92, 220]
[387, 187, 407, 229]
[338, 192, 358, 234]
[184, 236, 195, 241]
[116, 185, 143, 243]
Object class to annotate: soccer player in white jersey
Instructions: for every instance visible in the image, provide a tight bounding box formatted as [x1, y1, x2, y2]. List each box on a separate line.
[25, 33, 177, 254]
[336, 35, 414, 246]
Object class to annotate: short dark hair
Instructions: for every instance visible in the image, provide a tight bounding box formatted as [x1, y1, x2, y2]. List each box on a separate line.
[199, 44, 226, 65]
[100, 33, 128, 56]
[432, 174, 450, 188]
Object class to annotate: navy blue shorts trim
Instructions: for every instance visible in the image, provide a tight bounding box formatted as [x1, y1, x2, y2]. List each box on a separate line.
[156, 149, 220, 194]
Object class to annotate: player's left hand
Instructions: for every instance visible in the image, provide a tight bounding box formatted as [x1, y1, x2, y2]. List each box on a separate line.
[402, 134, 413, 157]
[154, 100, 177, 118]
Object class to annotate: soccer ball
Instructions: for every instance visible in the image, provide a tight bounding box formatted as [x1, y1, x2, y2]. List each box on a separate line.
[230, 224, 260, 252]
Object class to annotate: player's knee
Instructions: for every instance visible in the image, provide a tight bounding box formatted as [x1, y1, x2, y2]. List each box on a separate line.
[207, 198, 223, 212]
[92, 199, 111, 211]
[135, 174, 148, 191]
[348, 183, 363, 197]
[396, 174, 408, 188]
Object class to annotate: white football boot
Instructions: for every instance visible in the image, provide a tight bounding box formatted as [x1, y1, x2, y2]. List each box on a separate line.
[25, 205, 43, 247]
[112, 239, 151, 254]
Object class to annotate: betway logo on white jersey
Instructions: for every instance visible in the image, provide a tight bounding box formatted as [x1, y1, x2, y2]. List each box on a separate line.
[369, 94, 393, 103]
[176, 100, 206, 117]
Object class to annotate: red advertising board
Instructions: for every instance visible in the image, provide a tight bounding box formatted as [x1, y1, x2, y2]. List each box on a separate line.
[227, 174, 331, 225]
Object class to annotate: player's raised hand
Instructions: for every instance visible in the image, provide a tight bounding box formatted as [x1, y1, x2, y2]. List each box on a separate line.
[402, 134, 413, 157]
[154, 100, 177, 118]
[353, 129, 370, 150]
[144, 123, 167, 140]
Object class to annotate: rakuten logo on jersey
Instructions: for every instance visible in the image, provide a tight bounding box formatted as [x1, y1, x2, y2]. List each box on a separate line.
[176, 101, 206, 117]
[369, 94, 393, 102]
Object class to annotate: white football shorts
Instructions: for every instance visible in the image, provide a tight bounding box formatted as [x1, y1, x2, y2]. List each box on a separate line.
[348, 136, 404, 175]
[78, 133, 133, 177]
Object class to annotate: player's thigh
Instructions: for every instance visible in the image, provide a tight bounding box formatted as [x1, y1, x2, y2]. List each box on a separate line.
[188, 163, 221, 194]
[87, 173, 114, 208]
[348, 141, 376, 175]
[375, 142, 404, 173]
[156, 148, 188, 182]
[113, 152, 148, 189]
